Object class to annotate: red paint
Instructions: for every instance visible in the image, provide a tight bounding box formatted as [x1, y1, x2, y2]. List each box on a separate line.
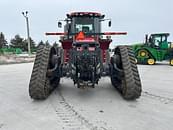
[103, 32, 127, 35]
[61, 40, 73, 50]
[99, 39, 112, 62]
[60, 39, 73, 63]
[45, 32, 67, 35]
[75, 37, 95, 42]
[99, 39, 112, 50]
[102, 50, 106, 62]
[63, 50, 70, 63]
[46, 31, 127, 63]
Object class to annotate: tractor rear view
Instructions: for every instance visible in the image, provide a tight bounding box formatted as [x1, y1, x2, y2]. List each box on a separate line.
[133, 33, 173, 65]
[29, 12, 142, 100]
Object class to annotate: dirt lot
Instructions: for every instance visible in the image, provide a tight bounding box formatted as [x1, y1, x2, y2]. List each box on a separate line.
[0, 55, 35, 65]
[0, 63, 173, 130]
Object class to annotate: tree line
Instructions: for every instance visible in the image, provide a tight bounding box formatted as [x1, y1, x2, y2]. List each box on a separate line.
[0, 32, 57, 52]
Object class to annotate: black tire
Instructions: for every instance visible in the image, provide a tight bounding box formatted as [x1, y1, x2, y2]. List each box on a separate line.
[111, 46, 142, 100]
[29, 45, 60, 100]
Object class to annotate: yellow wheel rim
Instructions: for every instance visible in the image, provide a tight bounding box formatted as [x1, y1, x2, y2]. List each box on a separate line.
[140, 52, 146, 57]
[170, 59, 173, 65]
[147, 59, 155, 65]
[139, 50, 148, 57]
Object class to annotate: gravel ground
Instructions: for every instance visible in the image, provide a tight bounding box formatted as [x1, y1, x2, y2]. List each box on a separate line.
[0, 63, 173, 130]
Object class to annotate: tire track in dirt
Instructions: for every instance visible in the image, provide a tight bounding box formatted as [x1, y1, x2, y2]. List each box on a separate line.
[49, 89, 114, 130]
[142, 91, 173, 104]
[0, 123, 4, 129]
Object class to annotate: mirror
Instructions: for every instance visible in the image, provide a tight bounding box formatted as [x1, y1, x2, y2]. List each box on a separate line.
[108, 21, 111, 27]
[58, 22, 62, 28]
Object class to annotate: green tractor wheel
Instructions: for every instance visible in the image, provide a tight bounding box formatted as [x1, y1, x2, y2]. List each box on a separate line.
[138, 50, 148, 57]
[136, 49, 149, 64]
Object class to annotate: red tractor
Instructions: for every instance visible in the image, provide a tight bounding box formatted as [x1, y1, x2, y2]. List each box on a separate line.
[29, 12, 142, 100]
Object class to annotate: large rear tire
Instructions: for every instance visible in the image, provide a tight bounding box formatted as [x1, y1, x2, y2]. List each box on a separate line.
[29, 45, 61, 100]
[110, 46, 142, 100]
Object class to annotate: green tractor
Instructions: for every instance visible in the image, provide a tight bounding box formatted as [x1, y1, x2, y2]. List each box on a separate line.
[132, 33, 173, 65]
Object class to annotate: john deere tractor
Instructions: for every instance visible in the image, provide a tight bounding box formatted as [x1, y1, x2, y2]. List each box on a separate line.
[29, 12, 142, 100]
[133, 33, 173, 65]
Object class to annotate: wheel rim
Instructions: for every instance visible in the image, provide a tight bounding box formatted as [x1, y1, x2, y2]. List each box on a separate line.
[138, 50, 148, 58]
[140, 51, 146, 57]
[147, 59, 155, 65]
[170, 59, 173, 65]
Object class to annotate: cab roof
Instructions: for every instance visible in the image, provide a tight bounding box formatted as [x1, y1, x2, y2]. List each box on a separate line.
[150, 33, 170, 37]
[67, 12, 105, 19]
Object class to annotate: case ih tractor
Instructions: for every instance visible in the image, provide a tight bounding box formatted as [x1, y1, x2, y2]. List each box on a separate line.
[29, 12, 142, 100]
[132, 33, 173, 65]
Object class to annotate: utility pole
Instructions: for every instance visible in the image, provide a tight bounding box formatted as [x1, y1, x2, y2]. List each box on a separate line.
[22, 11, 31, 55]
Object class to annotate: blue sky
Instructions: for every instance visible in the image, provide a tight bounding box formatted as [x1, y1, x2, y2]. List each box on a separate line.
[0, 0, 173, 46]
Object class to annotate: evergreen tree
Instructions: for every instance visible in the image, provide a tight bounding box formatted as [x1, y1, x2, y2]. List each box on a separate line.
[23, 38, 36, 52]
[10, 35, 24, 49]
[0, 32, 8, 48]
[10, 35, 36, 52]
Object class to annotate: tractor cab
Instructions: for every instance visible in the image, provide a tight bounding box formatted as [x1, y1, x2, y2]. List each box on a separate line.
[67, 12, 104, 34]
[146, 33, 170, 49]
[57, 12, 106, 41]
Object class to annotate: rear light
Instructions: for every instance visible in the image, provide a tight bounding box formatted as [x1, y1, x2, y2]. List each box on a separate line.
[88, 47, 95, 51]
